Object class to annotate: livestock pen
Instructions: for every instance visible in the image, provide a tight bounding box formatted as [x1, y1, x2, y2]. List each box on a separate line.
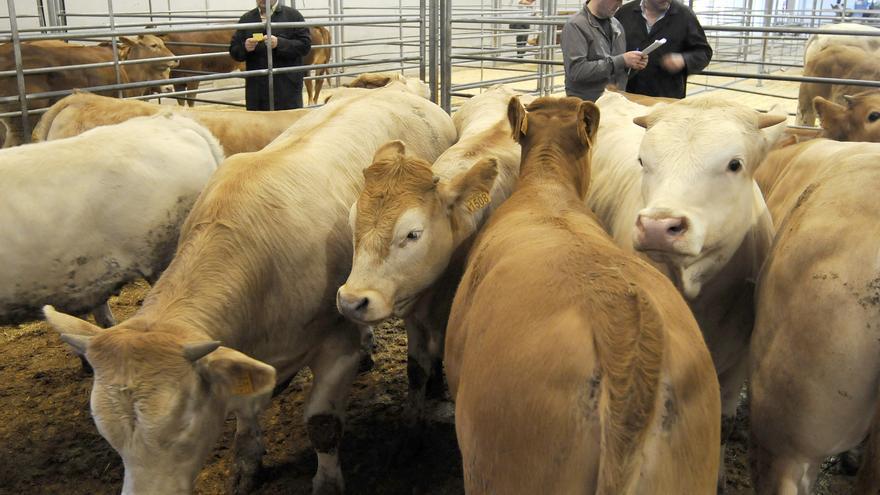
[0, 0, 879, 494]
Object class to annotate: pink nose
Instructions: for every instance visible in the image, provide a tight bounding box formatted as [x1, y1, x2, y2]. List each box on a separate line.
[635, 215, 688, 251]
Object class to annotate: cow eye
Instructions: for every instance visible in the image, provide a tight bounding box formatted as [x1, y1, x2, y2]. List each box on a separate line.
[405, 230, 422, 242]
[727, 159, 743, 173]
[150, 44, 158, 48]
[868, 112, 880, 123]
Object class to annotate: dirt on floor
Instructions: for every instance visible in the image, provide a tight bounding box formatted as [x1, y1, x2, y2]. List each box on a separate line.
[0, 281, 857, 495]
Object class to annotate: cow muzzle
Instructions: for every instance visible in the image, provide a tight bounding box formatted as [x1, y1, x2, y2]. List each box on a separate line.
[633, 211, 701, 257]
[336, 286, 391, 325]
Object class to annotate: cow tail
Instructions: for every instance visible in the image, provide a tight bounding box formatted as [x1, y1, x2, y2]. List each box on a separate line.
[593, 287, 665, 495]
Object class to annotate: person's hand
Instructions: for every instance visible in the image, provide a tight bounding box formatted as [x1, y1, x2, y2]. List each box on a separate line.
[245, 37, 258, 52]
[270, 35, 278, 49]
[661, 53, 686, 73]
[624, 50, 648, 71]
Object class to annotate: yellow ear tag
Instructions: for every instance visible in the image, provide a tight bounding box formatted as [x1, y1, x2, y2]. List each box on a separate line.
[252, 33, 265, 42]
[464, 191, 491, 213]
[231, 373, 254, 395]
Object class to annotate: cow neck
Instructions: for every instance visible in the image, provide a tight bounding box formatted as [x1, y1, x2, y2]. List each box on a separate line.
[518, 142, 590, 199]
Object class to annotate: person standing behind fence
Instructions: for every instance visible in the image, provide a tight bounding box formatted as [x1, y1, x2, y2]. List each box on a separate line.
[230, 0, 312, 110]
[615, 0, 712, 98]
[509, 0, 537, 58]
[561, 0, 648, 102]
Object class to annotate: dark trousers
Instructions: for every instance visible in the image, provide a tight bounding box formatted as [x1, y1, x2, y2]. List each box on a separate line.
[509, 23, 529, 57]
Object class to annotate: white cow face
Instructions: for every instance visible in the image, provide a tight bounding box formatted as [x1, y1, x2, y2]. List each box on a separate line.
[337, 141, 498, 325]
[632, 99, 786, 299]
[43, 306, 275, 495]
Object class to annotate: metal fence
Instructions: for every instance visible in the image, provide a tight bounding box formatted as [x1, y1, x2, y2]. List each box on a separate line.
[2, 0, 880, 143]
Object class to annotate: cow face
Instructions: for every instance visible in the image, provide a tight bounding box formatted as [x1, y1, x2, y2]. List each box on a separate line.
[815, 92, 880, 143]
[632, 98, 786, 298]
[337, 141, 498, 325]
[121, 34, 179, 70]
[43, 306, 275, 495]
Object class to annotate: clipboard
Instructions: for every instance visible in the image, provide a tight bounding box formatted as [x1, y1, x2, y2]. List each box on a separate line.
[641, 38, 667, 55]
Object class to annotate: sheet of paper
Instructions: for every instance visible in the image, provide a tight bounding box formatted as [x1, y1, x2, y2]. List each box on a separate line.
[641, 38, 667, 55]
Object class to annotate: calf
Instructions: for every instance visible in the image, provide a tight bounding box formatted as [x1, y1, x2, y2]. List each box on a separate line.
[445, 95, 720, 494]
[44, 78, 455, 495]
[157, 29, 243, 106]
[750, 138, 880, 494]
[796, 43, 880, 127]
[0, 113, 223, 327]
[304, 26, 332, 106]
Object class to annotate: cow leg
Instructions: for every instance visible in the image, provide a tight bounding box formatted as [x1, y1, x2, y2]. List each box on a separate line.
[305, 71, 315, 106]
[312, 71, 326, 106]
[854, 402, 880, 493]
[751, 438, 820, 495]
[173, 83, 187, 106]
[717, 360, 749, 493]
[306, 331, 361, 495]
[229, 400, 268, 495]
[92, 301, 116, 328]
[4, 116, 23, 148]
[186, 81, 198, 107]
[796, 84, 817, 126]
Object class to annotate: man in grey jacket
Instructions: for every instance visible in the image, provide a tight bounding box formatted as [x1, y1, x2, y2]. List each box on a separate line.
[561, 0, 647, 101]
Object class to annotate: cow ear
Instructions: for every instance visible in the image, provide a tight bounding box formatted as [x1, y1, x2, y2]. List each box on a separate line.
[577, 100, 600, 146]
[43, 305, 103, 356]
[633, 115, 650, 128]
[507, 96, 527, 143]
[119, 36, 138, 46]
[200, 347, 276, 400]
[813, 96, 847, 138]
[439, 157, 498, 215]
[372, 140, 405, 164]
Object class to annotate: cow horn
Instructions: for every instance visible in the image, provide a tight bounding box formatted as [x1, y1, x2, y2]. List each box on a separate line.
[843, 95, 856, 107]
[756, 113, 787, 129]
[182, 341, 221, 362]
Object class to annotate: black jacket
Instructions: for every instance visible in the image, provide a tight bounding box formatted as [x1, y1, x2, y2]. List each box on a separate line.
[615, 0, 712, 98]
[229, 6, 312, 110]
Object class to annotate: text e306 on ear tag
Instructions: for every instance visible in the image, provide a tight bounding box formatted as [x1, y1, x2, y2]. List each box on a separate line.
[465, 192, 491, 213]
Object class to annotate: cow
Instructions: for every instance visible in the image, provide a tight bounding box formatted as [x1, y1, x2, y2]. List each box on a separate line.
[31, 91, 309, 156]
[304, 26, 332, 106]
[803, 22, 880, 64]
[336, 85, 527, 429]
[589, 90, 786, 488]
[0, 113, 222, 329]
[42, 77, 456, 495]
[340, 72, 430, 99]
[813, 90, 880, 142]
[749, 138, 880, 494]
[444, 95, 720, 494]
[796, 43, 880, 126]
[156, 29, 243, 107]
[0, 35, 177, 147]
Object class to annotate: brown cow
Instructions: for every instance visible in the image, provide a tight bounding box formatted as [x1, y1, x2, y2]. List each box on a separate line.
[796, 43, 880, 126]
[304, 26, 332, 106]
[0, 35, 177, 147]
[814, 90, 880, 142]
[750, 138, 880, 494]
[445, 96, 720, 494]
[157, 29, 242, 107]
[32, 91, 309, 156]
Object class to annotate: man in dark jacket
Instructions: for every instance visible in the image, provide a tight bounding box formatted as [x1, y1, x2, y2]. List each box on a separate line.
[615, 0, 712, 98]
[229, 0, 312, 110]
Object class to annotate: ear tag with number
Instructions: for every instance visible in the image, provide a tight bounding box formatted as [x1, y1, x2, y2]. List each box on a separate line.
[231, 373, 254, 396]
[465, 192, 491, 213]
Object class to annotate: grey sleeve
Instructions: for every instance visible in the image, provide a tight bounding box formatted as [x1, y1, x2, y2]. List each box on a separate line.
[561, 22, 620, 84]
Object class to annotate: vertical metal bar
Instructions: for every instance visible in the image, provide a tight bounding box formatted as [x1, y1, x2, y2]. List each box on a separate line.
[398, 0, 405, 74]
[266, 2, 275, 111]
[7, 0, 30, 144]
[59, 0, 67, 29]
[107, 0, 124, 98]
[148, 0, 154, 24]
[811, 0, 819, 28]
[338, 0, 346, 80]
[441, 0, 451, 112]
[429, 0, 438, 102]
[331, 0, 344, 86]
[37, 0, 48, 31]
[419, 0, 426, 81]
[46, 0, 58, 26]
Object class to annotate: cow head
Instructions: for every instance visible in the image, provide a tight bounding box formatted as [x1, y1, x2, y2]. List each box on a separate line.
[121, 34, 179, 71]
[43, 306, 275, 495]
[337, 141, 499, 325]
[631, 97, 786, 298]
[815, 91, 880, 143]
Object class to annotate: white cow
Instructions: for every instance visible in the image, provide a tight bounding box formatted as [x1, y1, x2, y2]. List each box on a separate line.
[337, 86, 528, 425]
[1, 113, 223, 327]
[589, 91, 786, 487]
[43, 78, 456, 495]
[803, 22, 880, 65]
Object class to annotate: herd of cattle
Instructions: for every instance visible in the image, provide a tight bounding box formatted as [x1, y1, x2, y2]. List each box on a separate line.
[0, 20, 879, 495]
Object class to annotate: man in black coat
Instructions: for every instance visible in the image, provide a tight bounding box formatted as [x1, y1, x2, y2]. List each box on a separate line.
[230, 0, 312, 110]
[615, 0, 712, 98]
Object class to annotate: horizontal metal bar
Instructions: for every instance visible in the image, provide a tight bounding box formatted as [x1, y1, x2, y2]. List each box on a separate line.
[451, 73, 541, 91]
[453, 54, 562, 65]
[699, 70, 880, 88]
[0, 51, 225, 78]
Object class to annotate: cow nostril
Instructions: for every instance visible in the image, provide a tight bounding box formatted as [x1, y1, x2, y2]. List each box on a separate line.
[666, 218, 688, 236]
[355, 297, 369, 312]
[668, 225, 683, 235]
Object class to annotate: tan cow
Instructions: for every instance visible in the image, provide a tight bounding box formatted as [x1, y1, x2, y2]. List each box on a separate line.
[796, 43, 880, 126]
[42, 78, 456, 495]
[32, 91, 308, 156]
[445, 95, 720, 494]
[157, 29, 243, 106]
[337, 85, 527, 425]
[814, 90, 880, 142]
[304, 26, 332, 106]
[590, 90, 786, 488]
[0, 35, 178, 147]
[750, 138, 880, 494]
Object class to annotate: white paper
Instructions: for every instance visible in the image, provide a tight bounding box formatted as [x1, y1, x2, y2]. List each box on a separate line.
[641, 38, 667, 56]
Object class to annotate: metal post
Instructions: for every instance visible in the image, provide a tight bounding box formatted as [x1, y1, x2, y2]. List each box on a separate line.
[7, 0, 30, 144]
[46, 0, 59, 26]
[266, 2, 275, 111]
[107, 0, 125, 98]
[399, 0, 405, 74]
[441, 0, 451, 111]
[148, 0, 154, 24]
[429, 0, 438, 102]
[420, 0, 426, 81]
